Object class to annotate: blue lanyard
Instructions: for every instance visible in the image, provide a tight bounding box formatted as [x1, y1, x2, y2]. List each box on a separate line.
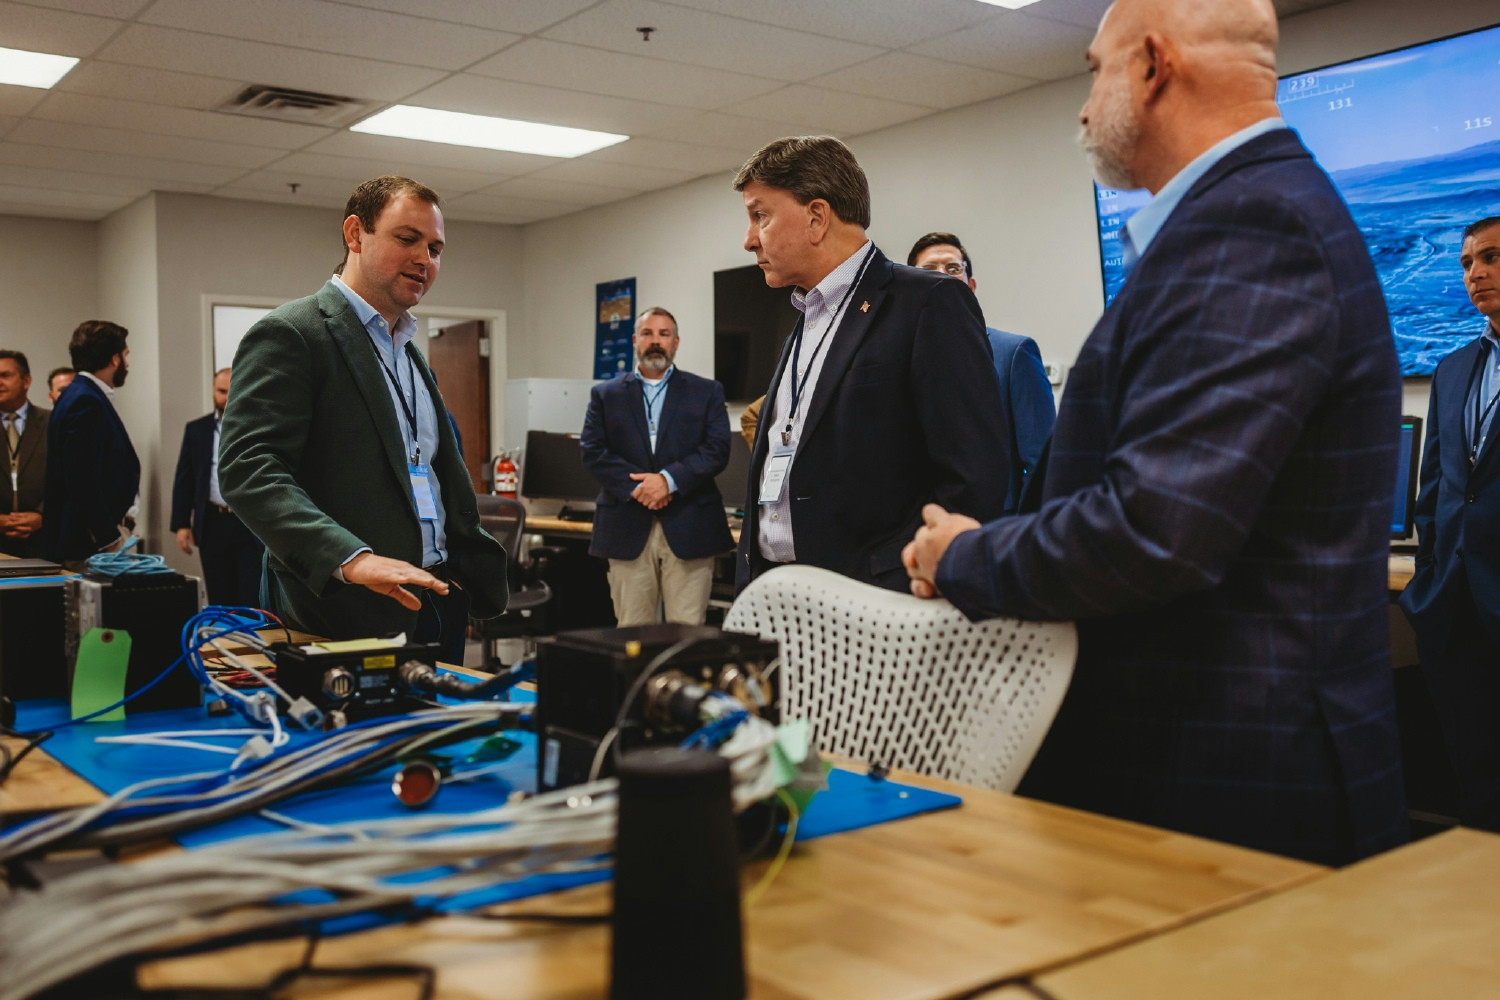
[782, 245, 876, 446]
[642, 371, 671, 433]
[376, 345, 421, 464]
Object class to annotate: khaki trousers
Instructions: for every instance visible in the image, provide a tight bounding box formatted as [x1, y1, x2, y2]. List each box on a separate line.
[607, 520, 715, 627]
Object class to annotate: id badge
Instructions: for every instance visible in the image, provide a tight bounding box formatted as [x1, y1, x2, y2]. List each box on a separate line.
[409, 462, 439, 521]
[758, 447, 795, 505]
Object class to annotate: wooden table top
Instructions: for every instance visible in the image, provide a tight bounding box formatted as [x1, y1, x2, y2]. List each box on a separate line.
[528, 513, 742, 545]
[1032, 827, 1500, 1000]
[1389, 553, 1414, 592]
[137, 766, 1323, 1000]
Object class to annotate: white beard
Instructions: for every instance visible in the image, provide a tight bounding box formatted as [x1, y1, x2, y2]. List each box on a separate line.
[1077, 76, 1141, 190]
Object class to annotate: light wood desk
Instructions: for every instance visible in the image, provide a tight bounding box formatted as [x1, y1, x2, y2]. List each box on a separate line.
[136, 766, 1322, 1000]
[1030, 827, 1500, 1000]
[1389, 553, 1415, 592]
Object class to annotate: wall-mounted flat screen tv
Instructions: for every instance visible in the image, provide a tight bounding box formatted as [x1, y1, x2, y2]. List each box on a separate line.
[1093, 20, 1500, 376]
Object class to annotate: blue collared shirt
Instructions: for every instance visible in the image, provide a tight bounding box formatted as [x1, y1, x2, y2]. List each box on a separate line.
[1465, 326, 1500, 460]
[638, 365, 679, 493]
[1124, 117, 1287, 262]
[330, 275, 447, 569]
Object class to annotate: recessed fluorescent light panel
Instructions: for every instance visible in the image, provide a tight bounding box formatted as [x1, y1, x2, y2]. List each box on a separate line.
[0, 46, 79, 89]
[975, 0, 1045, 8]
[351, 105, 628, 158]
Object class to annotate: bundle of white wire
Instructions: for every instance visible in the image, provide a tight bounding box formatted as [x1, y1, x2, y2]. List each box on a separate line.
[0, 778, 618, 1000]
[0, 702, 527, 862]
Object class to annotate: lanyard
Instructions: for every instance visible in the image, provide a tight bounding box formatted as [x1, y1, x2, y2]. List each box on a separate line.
[642, 371, 671, 433]
[782, 245, 876, 446]
[376, 345, 422, 465]
[1468, 338, 1500, 467]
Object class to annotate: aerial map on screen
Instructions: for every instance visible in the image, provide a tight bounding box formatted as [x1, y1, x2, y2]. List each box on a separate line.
[1095, 21, 1500, 376]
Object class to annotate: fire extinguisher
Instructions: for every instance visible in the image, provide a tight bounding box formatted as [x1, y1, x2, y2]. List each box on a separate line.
[493, 452, 518, 497]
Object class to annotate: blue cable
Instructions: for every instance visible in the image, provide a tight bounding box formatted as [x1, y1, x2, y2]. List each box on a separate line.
[84, 536, 175, 577]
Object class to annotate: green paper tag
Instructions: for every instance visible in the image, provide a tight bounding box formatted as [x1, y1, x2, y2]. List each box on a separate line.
[71, 626, 132, 722]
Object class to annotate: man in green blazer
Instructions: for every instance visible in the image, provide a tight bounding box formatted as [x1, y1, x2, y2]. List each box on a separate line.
[219, 175, 507, 664]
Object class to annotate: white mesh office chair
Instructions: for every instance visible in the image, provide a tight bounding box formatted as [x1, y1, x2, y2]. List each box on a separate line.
[724, 565, 1076, 792]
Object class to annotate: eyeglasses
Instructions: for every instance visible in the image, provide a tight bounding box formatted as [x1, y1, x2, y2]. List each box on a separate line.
[918, 261, 968, 277]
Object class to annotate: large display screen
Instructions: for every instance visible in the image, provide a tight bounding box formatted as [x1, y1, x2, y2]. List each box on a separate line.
[1094, 21, 1500, 376]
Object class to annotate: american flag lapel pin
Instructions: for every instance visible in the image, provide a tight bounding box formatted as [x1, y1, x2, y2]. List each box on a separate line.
[860, 301, 870, 312]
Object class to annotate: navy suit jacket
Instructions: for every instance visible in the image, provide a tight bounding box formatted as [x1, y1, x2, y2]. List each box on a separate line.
[736, 248, 1011, 593]
[581, 368, 735, 561]
[1399, 332, 1500, 641]
[170, 412, 217, 546]
[936, 129, 1407, 865]
[1, 404, 49, 558]
[988, 328, 1056, 515]
[42, 376, 138, 563]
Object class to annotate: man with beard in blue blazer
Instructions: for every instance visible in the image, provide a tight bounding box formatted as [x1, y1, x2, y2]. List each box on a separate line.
[581, 307, 733, 626]
[1399, 216, 1500, 833]
[904, 0, 1407, 865]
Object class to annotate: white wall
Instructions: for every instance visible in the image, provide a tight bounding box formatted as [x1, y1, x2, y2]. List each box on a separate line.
[1, 214, 99, 378]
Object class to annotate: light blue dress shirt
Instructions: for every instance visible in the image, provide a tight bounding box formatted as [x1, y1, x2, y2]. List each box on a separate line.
[330, 275, 448, 569]
[638, 365, 679, 493]
[1465, 326, 1500, 461]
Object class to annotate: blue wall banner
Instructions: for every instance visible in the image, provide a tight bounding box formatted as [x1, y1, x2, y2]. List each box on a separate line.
[594, 278, 636, 380]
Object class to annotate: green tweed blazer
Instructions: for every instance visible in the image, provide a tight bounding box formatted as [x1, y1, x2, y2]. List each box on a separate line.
[219, 281, 507, 640]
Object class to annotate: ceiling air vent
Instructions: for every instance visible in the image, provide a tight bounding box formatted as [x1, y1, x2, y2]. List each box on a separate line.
[218, 85, 373, 127]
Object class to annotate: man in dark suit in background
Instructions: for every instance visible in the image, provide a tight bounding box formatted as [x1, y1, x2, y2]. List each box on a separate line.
[45, 368, 74, 405]
[220, 175, 507, 666]
[171, 367, 264, 607]
[0, 350, 49, 558]
[581, 307, 733, 626]
[1399, 216, 1500, 833]
[42, 321, 139, 570]
[904, 0, 1407, 865]
[908, 232, 1056, 514]
[733, 135, 1010, 594]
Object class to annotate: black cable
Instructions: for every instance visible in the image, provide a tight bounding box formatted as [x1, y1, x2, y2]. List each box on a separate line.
[469, 910, 611, 924]
[0, 725, 51, 786]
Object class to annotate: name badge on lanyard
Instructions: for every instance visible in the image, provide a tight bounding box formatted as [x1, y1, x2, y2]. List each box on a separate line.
[758, 444, 795, 505]
[409, 462, 439, 521]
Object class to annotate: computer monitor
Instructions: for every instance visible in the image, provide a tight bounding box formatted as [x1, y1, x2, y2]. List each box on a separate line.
[521, 430, 599, 510]
[1392, 416, 1422, 540]
[715, 433, 752, 515]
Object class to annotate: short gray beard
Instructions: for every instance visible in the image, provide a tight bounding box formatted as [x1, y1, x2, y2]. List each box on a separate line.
[637, 352, 669, 374]
[1076, 82, 1141, 191]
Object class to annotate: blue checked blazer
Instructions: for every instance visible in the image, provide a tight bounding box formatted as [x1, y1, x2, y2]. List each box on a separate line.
[936, 129, 1407, 865]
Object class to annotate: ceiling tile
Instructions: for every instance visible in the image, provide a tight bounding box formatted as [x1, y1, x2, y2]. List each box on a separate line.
[0, 140, 247, 184]
[0, 182, 133, 213]
[441, 192, 583, 224]
[0, 199, 107, 220]
[0, 1, 125, 57]
[12, 0, 151, 17]
[911, 11, 1095, 81]
[542, 0, 884, 82]
[0, 162, 182, 196]
[139, 0, 520, 72]
[268, 151, 507, 194]
[529, 157, 704, 192]
[405, 74, 698, 136]
[722, 85, 932, 136]
[0, 84, 49, 117]
[207, 170, 374, 201]
[1017, 0, 1111, 31]
[302, 129, 554, 177]
[809, 52, 1036, 110]
[32, 92, 333, 149]
[55, 61, 245, 111]
[207, 185, 346, 212]
[642, 110, 816, 150]
[10, 118, 286, 168]
[95, 24, 447, 102]
[333, 0, 598, 34]
[581, 136, 744, 174]
[662, 0, 997, 49]
[467, 38, 784, 110]
[478, 174, 638, 207]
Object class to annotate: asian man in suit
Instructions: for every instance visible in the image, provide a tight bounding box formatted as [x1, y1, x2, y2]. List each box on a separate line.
[904, 0, 1407, 865]
[219, 175, 507, 666]
[171, 367, 264, 607]
[907, 233, 1056, 514]
[733, 135, 1011, 594]
[1399, 216, 1500, 833]
[42, 321, 139, 570]
[581, 307, 734, 626]
[0, 350, 48, 558]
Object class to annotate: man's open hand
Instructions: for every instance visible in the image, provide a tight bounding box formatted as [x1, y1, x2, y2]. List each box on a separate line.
[343, 552, 448, 610]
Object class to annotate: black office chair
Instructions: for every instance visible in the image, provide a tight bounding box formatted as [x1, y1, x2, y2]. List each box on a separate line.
[472, 495, 553, 670]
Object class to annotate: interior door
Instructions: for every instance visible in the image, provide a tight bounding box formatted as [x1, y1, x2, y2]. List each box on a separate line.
[426, 319, 489, 493]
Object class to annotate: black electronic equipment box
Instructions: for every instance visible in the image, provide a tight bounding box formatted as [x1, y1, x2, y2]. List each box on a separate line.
[0, 576, 67, 703]
[535, 623, 779, 792]
[64, 573, 203, 714]
[269, 638, 442, 721]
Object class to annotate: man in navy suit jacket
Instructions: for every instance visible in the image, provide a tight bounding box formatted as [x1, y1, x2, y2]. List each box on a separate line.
[904, 0, 1406, 865]
[1399, 216, 1500, 833]
[733, 136, 1010, 594]
[171, 367, 265, 607]
[908, 233, 1056, 514]
[42, 321, 139, 569]
[581, 307, 733, 626]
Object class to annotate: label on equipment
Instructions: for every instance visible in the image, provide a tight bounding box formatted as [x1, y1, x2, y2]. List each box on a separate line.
[543, 738, 561, 789]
